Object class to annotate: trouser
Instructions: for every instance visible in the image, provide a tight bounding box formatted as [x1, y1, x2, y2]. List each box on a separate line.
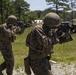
[24, 56, 31, 75]
[0, 43, 14, 75]
[0, 68, 3, 75]
[30, 57, 53, 75]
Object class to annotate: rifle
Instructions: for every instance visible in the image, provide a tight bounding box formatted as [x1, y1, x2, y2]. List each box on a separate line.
[53, 21, 76, 44]
[7, 21, 27, 34]
[17, 21, 27, 34]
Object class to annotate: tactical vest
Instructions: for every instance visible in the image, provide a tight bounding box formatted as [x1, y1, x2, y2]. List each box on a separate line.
[0, 24, 16, 43]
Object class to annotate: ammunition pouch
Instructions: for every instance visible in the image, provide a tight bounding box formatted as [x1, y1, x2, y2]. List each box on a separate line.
[24, 56, 31, 75]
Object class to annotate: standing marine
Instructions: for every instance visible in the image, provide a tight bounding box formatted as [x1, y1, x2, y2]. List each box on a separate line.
[24, 12, 60, 75]
[0, 15, 21, 75]
[24, 12, 72, 75]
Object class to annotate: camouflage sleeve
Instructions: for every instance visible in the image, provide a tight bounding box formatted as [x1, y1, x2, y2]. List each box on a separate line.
[36, 28, 52, 48]
[3, 26, 15, 37]
[3, 25, 22, 37]
[26, 32, 31, 46]
[36, 28, 55, 55]
[26, 26, 53, 49]
[11, 26, 21, 34]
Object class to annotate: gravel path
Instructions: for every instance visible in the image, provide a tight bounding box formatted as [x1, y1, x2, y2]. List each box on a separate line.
[51, 63, 76, 75]
[2, 62, 76, 75]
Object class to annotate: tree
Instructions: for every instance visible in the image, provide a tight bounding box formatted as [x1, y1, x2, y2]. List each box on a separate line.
[46, 0, 69, 14]
[69, 0, 76, 24]
[0, 0, 30, 24]
[14, 0, 30, 20]
[0, 0, 16, 23]
[0, 0, 3, 23]
[24, 11, 38, 23]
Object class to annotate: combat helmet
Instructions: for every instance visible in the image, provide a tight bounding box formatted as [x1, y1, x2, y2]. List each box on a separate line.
[43, 12, 60, 27]
[7, 15, 17, 24]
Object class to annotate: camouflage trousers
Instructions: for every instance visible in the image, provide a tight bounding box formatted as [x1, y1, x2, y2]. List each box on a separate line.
[0, 42, 14, 75]
[30, 57, 53, 75]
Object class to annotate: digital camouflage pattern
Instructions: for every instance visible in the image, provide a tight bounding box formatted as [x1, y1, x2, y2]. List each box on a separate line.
[0, 23, 17, 75]
[25, 12, 61, 75]
[0, 42, 14, 75]
[0, 15, 25, 75]
[0, 15, 20, 75]
[30, 58, 53, 75]
[26, 25, 54, 59]
[26, 24, 55, 75]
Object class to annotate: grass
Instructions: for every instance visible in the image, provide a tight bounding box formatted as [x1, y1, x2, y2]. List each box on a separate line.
[12, 26, 33, 68]
[0, 25, 76, 68]
[52, 34, 76, 63]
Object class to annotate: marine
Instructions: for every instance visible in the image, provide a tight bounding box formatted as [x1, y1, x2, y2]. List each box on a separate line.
[24, 12, 61, 75]
[0, 15, 21, 75]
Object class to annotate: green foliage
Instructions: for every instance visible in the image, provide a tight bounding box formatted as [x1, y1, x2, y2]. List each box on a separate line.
[24, 11, 38, 23]
[52, 34, 76, 63]
[12, 26, 33, 67]
[14, 0, 30, 20]
[46, 0, 70, 14]
[0, 0, 30, 23]
[0, 0, 76, 24]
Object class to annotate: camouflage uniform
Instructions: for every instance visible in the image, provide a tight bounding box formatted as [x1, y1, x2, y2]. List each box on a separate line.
[0, 15, 18, 75]
[25, 12, 60, 75]
[26, 24, 55, 75]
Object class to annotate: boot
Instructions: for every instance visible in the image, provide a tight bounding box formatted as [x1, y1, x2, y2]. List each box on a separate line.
[0, 62, 6, 75]
[7, 73, 12, 75]
[0, 71, 3, 75]
[0, 67, 3, 75]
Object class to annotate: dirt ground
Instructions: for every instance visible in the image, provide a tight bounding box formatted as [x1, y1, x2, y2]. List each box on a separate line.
[2, 62, 76, 75]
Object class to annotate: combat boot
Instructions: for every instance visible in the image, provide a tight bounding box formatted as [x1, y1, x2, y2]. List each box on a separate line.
[0, 67, 3, 75]
[7, 72, 12, 75]
[0, 71, 3, 75]
[7, 73, 12, 75]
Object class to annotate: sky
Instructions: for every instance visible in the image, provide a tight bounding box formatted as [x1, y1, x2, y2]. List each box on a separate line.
[25, 0, 50, 11]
